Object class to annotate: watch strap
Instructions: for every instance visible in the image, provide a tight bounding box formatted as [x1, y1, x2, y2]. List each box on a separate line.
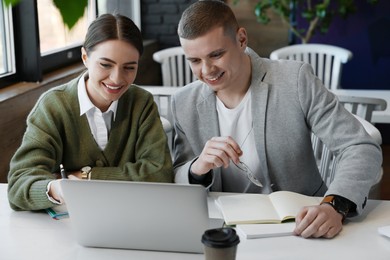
[321, 195, 351, 222]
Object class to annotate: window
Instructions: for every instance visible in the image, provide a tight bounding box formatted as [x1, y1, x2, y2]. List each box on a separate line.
[38, 0, 88, 55]
[0, 2, 15, 78]
[38, 0, 92, 73]
[0, 0, 140, 89]
[97, 0, 141, 29]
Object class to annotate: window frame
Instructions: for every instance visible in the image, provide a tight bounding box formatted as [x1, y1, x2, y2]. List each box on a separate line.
[0, 0, 141, 89]
[0, 1, 15, 75]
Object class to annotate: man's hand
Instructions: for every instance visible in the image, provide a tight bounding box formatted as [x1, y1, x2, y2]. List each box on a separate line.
[190, 136, 242, 175]
[294, 204, 343, 238]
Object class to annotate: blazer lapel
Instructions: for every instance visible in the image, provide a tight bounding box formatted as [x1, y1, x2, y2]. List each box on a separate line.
[196, 87, 222, 190]
[252, 77, 271, 189]
[196, 88, 220, 143]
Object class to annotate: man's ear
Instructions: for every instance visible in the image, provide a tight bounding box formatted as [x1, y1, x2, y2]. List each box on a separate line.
[237, 27, 248, 49]
[81, 47, 88, 67]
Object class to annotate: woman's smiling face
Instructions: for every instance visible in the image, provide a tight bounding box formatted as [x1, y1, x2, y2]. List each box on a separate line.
[82, 39, 140, 111]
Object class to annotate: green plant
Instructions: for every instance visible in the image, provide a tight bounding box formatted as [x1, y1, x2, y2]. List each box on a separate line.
[234, 0, 379, 43]
[4, 0, 87, 29]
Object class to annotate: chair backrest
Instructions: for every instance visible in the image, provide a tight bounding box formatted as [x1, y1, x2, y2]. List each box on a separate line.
[153, 46, 196, 87]
[337, 95, 387, 122]
[140, 86, 180, 153]
[318, 115, 383, 188]
[312, 95, 386, 188]
[270, 44, 353, 90]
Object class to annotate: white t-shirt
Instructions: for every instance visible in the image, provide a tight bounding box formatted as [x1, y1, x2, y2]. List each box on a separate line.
[216, 87, 263, 192]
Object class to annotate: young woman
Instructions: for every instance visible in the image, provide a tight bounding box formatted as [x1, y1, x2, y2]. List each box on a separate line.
[8, 14, 173, 211]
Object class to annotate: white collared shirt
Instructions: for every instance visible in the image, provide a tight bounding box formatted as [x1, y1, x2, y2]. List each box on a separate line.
[78, 73, 118, 150]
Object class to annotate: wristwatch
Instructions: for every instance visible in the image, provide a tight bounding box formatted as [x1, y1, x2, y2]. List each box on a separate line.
[81, 166, 92, 180]
[321, 195, 351, 221]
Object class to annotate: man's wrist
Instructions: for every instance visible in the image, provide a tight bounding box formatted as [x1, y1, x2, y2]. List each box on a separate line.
[320, 195, 354, 222]
[189, 167, 207, 181]
[190, 159, 210, 176]
[189, 159, 212, 185]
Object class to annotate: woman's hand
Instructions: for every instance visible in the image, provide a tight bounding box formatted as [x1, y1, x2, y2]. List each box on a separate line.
[47, 171, 83, 203]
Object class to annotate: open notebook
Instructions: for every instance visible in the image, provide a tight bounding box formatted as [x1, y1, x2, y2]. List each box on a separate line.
[61, 180, 221, 253]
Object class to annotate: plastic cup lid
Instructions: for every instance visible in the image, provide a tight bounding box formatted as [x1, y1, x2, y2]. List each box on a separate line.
[201, 227, 240, 248]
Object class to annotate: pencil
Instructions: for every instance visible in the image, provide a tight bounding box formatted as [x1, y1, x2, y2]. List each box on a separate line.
[60, 164, 67, 179]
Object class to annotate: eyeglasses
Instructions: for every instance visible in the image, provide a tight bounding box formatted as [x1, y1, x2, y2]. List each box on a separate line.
[233, 161, 263, 187]
[233, 122, 262, 187]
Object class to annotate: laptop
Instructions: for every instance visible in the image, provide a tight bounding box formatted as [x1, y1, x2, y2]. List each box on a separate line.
[61, 179, 220, 253]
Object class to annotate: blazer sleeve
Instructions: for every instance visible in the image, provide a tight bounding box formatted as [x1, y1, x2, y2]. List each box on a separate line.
[297, 63, 382, 214]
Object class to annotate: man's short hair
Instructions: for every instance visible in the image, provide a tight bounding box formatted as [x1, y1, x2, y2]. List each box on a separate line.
[178, 0, 239, 40]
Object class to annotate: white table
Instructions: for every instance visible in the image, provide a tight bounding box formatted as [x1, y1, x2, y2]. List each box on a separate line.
[1, 183, 390, 260]
[332, 89, 390, 124]
[141, 86, 179, 96]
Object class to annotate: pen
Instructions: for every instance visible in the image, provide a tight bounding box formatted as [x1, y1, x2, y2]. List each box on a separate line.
[60, 164, 67, 179]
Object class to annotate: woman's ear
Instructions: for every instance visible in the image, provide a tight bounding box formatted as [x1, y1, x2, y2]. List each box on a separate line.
[81, 47, 88, 67]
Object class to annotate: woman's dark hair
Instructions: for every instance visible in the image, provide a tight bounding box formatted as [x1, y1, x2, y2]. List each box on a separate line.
[83, 13, 143, 56]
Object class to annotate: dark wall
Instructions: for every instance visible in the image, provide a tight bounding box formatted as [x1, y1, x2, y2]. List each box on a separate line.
[305, 1, 390, 90]
[141, 0, 389, 90]
[141, 0, 197, 49]
[295, 0, 390, 142]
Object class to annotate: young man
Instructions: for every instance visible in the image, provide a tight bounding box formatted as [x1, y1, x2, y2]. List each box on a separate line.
[172, 0, 382, 238]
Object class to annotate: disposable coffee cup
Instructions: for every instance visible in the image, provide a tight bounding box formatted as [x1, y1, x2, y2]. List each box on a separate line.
[201, 227, 240, 260]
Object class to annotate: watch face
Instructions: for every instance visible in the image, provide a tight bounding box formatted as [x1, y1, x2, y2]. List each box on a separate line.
[333, 196, 350, 213]
[81, 166, 91, 180]
[321, 196, 348, 219]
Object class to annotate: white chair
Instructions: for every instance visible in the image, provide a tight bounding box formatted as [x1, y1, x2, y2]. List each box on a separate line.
[337, 95, 387, 122]
[153, 46, 196, 87]
[270, 44, 352, 90]
[313, 95, 387, 199]
[140, 86, 179, 153]
[312, 95, 387, 163]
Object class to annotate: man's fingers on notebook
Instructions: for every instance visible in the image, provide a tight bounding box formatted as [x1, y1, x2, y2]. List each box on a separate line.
[294, 206, 318, 237]
[295, 205, 343, 238]
[304, 217, 341, 238]
[294, 206, 309, 227]
[322, 225, 342, 238]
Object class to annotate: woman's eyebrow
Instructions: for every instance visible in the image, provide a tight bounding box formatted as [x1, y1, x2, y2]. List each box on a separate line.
[99, 57, 138, 65]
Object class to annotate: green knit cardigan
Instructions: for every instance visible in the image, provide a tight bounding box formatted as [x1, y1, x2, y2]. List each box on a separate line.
[8, 76, 173, 211]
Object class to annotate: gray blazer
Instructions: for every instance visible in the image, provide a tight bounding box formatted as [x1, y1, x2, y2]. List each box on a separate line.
[172, 48, 382, 214]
